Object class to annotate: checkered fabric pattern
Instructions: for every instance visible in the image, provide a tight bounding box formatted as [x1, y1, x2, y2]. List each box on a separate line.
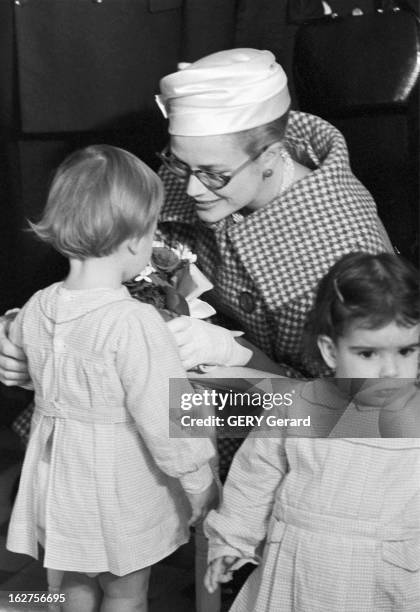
[11, 402, 33, 447]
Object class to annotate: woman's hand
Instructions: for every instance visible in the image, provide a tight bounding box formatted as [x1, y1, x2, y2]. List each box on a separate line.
[204, 556, 239, 593]
[0, 315, 30, 386]
[167, 317, 252, 370]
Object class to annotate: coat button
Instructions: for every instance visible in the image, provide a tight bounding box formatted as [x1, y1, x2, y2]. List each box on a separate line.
[239, 291, 255, 313]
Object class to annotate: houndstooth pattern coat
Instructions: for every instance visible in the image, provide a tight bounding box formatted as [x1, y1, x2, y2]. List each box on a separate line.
[157, 111, 389, 378]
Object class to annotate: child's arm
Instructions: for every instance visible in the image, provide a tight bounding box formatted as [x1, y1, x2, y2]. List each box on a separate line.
[205, 432, 288, 566]
[186, 480, 219, 526]
[115, 305, 216, 495]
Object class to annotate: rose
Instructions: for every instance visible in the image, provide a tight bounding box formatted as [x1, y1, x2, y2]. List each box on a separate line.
[151, 247, 182, 273]
[126, 244, 190, 318]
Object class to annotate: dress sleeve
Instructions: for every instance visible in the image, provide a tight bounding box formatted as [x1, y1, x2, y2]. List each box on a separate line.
[8, 309, 24, 348]
[115, 304, 215, 492]
[7, 304, 35, 391]
[7, 291, 42, 349]
[204, 432, 288, 563]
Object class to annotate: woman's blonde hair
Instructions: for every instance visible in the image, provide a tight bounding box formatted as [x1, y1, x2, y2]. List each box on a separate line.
[30, 145, 163, 259]
[231, 110, 291, 157]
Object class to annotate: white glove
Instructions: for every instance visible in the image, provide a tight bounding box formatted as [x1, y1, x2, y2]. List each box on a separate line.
[167, 317, 253, 371]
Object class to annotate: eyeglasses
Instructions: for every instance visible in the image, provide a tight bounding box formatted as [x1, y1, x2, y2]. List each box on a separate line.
[156, 145, 271, 191]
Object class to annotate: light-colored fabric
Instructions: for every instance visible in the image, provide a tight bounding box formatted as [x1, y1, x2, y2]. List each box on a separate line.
[167, 316, 252, 370]
[205, 379, 420, 611]
[194, 522, 221, 612]
[6, 283, 215, 575]
[157, 111, 391, 378]
[156, 48, 290, 135]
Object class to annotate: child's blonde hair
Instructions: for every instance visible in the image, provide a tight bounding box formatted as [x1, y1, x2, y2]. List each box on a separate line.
[30, 145, 163, 259]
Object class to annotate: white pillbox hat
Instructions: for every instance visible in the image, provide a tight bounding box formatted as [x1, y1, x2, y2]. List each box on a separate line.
[156, 48, 291, 136]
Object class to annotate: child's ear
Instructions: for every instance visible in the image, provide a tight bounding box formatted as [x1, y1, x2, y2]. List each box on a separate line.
[127, 237, 141, 255]
[317, 335, 337, 369]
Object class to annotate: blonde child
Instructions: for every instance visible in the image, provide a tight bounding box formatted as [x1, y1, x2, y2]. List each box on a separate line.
[204, 252, 420, 611]
[6, 145, 217, 612]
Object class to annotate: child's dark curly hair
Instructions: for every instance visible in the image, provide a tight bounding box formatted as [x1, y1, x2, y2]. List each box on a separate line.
[304, 252, 420, 366]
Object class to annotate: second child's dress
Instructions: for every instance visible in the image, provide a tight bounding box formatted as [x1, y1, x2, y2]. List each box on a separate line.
[205, 379, 420, 611]
[7, 283, 215, 576]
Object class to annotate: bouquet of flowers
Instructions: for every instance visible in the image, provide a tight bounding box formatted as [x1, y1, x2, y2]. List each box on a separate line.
[125, 241, 215, 321]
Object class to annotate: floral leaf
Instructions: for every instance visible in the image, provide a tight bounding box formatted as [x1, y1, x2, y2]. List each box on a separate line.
[164, 286, 190, 316]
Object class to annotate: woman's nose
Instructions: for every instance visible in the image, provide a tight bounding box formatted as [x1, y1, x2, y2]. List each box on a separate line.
[379, 354, 398, 378]
[185, 173, 209, 198]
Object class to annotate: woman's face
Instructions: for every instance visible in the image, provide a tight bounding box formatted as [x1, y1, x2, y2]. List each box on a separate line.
[170, 134, 267, 223]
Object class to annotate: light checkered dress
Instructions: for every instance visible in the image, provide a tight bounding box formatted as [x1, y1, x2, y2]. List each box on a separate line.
[205, 380, 420, 611]
[7, 283, 215, 575]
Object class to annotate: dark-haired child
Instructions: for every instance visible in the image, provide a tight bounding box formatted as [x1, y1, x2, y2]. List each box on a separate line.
[6, 145, 216, 612]
[204, 252, 420, 611]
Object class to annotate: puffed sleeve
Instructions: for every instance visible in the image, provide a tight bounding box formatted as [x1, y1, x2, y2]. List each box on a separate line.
[8, 290, 42, 349]
[7, 301, 36, 392]
[115, 303, 215, 493]
[205, 432, 288, 563]
[8, 308, 24, 348]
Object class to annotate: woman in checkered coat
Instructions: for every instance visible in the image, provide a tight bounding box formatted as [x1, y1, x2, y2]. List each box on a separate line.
[155, 49, 391, 380]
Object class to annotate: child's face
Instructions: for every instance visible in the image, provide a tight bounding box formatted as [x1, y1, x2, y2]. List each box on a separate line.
[319, 321, 420, 379]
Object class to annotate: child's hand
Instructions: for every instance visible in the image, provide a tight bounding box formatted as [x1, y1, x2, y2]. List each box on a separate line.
[186, 480, 219, 526]
[204, 556, 239, 593]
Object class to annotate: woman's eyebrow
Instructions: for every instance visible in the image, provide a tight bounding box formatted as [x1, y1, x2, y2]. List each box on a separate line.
[171, 152, 227, 172]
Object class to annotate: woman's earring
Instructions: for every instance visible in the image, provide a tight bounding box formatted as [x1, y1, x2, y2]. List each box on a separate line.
[262, 169, 273, 179]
